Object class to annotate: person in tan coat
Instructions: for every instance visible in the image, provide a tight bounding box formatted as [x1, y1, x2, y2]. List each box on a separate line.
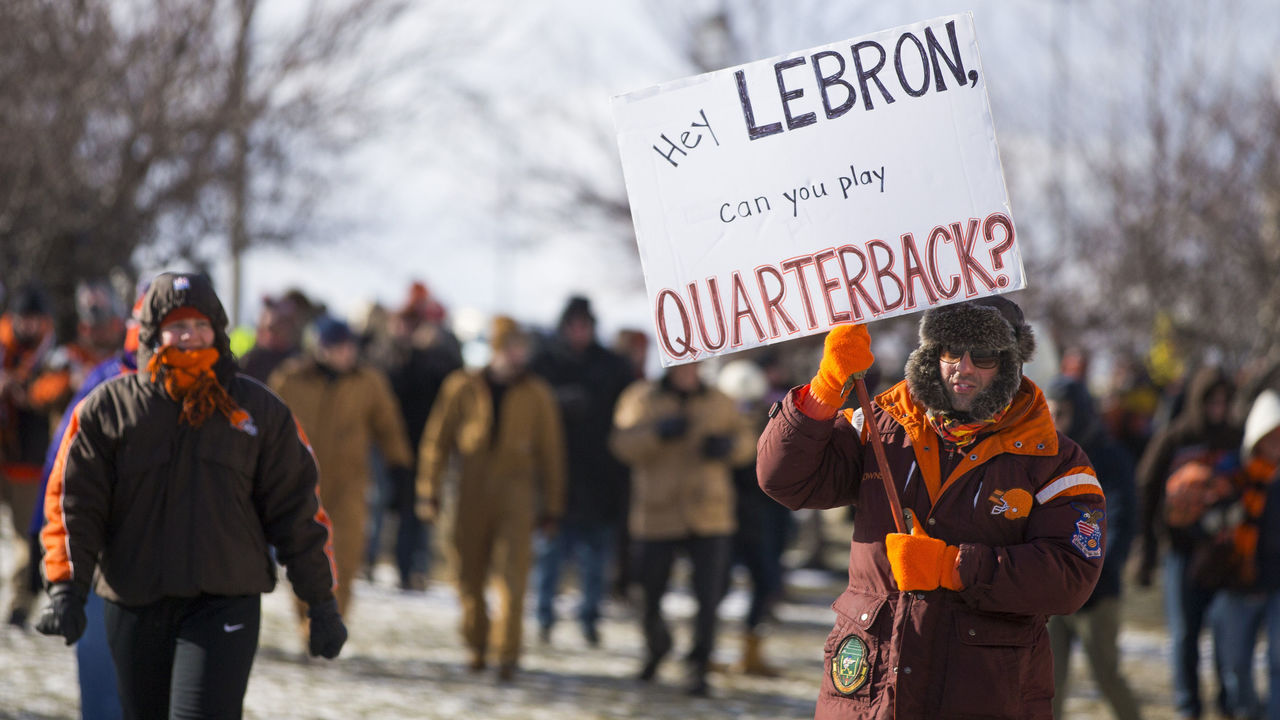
[416, 316, 565, 681]
[610, 361, 755, 696]
[269, 316, 414, 626]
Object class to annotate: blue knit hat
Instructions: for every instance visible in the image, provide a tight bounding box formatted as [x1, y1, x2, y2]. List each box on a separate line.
[315, 316, 355, 347]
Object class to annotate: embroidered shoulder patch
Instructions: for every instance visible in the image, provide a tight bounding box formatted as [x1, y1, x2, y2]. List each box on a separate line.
[832, 634, 870, 695]
[1070, 503, 1104, 558]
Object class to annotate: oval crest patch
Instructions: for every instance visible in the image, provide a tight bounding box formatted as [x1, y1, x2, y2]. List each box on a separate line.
[832, 634, 870, 694]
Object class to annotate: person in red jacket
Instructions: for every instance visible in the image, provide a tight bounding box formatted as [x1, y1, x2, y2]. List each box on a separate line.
[757, 296, 1106, 719]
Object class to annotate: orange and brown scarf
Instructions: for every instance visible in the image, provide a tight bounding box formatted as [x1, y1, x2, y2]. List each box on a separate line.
[926, 404, 1011, 449]
[147, 346, 241, 427]
[1232, 456, 1278, 585]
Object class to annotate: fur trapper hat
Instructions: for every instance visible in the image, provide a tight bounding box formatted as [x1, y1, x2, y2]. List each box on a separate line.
[905, 296, 1036, 420]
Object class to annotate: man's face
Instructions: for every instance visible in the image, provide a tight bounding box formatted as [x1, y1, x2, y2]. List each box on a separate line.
[257, 305, 299, 350]
[318, 341, 359, 373]
[13, 313, 46, 344]
[939, 349, 999, 413]
[1255, 428, 1280, 466]
[668, 362, 701, 392]
[1205, 386, 1231, 426]
[493, 338, 531, 375]
[160, 317, 215, 350]
[562, 316, 594, 353]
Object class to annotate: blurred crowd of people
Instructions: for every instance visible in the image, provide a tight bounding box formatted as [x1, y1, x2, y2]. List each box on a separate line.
[5, 274, 1280, 717]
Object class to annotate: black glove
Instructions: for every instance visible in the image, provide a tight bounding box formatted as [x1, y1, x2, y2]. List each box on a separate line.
[655, 415, 689, 440]
[35, 583, 88, 646]
[701, 434, 735, 460]
[307, 597, 348, 659]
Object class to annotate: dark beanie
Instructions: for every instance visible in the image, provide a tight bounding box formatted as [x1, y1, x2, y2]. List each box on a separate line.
[12, 285, 50, 316]
[315, 316, 355, 347]
[559, 296, 595, 329]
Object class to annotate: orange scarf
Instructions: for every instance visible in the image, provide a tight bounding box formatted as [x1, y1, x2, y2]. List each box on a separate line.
[147, 346, 241, 427]
[1233, 456, 1279, 585]
[926, 404, 1011, 449]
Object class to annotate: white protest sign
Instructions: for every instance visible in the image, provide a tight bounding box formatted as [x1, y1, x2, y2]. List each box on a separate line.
[612, 13, 1023, 366]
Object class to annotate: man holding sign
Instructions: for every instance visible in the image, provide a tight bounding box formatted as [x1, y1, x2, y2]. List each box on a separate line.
[615, 15, 1105, 715]
[757, 298, 1105, 719]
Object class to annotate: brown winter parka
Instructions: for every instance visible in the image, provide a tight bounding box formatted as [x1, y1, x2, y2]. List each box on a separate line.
[610, 377, 755, 541]
[757, 377, 1105, 720]
[40, 272, 337, 608]
[417, 368, 566, 528]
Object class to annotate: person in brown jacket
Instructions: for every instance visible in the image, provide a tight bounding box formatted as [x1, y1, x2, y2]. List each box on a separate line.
[416, 315, 565, 682]
[757, 296, 1106, 720]
[610, 361, 755, 697]
[269, 315, 414, 628]
[35, 272, 346, 719]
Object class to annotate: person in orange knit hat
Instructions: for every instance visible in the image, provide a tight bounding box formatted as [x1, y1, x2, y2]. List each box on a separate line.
[757, 295, 1106, 719]
[35, 272, 347, 719]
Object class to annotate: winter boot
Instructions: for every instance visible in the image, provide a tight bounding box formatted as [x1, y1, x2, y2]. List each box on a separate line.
[734, 632, 780, 677]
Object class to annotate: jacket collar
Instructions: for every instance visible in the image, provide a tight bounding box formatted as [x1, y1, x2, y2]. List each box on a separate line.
[876, 376, 1058, 505]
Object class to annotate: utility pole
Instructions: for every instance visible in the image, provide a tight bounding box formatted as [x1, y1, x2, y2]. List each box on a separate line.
[1049, 0, 1071, 253]
[228, 0, 256, 328]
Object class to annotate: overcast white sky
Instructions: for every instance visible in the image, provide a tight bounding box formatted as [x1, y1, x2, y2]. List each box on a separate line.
[201, 0, 1277, 346]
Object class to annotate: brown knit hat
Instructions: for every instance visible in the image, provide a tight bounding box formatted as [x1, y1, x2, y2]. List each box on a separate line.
[490, 315, 525, 351]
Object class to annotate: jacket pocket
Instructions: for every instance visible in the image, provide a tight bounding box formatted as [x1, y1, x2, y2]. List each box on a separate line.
[940, 609, 1036, 718]
[821, 592, 889, 706]
[197, 434, 258, 490]
[112, 442, 173, 522]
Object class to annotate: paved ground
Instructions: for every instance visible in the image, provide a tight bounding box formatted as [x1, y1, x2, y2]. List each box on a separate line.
[0, 514, 1218, 719]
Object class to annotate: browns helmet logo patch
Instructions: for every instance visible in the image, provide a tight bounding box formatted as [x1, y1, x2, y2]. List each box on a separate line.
[988, 488, 1032, 519]
[229, 409, 258, 437]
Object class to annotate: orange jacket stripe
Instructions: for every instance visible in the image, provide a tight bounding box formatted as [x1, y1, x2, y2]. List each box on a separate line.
[41, 400, 85, 585]
[294, 416, 338, 591]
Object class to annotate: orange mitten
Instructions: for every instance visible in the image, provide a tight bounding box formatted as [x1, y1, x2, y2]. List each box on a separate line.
[807, 324, 875, 412]
[885, 522, 963, 592]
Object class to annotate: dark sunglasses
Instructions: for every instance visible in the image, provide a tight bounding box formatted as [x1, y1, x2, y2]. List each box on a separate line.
[939, 347, 1001, 369]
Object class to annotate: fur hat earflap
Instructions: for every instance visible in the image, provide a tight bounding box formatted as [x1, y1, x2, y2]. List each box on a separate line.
[904, 296, 1036, 419]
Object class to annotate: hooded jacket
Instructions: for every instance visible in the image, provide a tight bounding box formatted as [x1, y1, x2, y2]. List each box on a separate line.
[758, 376, 1105, 720]
[40, 272, 337, 607]
[1135, 366, 1242, 566]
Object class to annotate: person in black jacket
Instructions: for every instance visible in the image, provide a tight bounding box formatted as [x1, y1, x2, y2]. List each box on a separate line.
[1046, 377, 1142, 720]
[372, 285, 462, 591]
[529, 296, 633, 646]
[35, 272, 347, 719]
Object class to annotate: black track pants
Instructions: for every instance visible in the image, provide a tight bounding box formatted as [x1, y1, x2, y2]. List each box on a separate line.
[103, 594, 261, 720]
